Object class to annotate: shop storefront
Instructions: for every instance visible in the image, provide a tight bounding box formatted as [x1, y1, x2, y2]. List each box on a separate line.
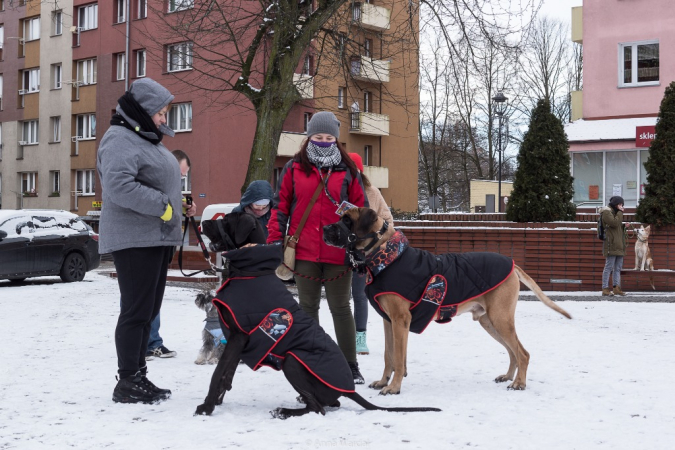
[566, 118, 656, 210]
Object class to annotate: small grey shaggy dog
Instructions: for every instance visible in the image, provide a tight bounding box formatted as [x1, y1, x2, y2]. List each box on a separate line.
[194, 291, 226, 365]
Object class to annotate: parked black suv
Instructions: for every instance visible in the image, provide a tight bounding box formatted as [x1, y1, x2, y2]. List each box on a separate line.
[0, 209, 100, 283]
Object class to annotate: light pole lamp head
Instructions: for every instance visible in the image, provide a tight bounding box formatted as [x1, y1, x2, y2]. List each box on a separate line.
[492, 91, 508, 117]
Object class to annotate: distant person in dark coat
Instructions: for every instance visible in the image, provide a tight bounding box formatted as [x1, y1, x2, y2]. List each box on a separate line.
[600, 196, 627, 296]
[232, 180, 274, 239]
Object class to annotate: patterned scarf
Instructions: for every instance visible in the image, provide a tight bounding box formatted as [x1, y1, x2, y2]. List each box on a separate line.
[365, 230, 409, 283]
[306, 141, 342, 168]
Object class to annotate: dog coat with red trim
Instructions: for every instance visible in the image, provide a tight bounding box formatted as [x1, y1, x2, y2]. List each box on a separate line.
[365, 230, 514, 334]
[212, 244, 355, 393]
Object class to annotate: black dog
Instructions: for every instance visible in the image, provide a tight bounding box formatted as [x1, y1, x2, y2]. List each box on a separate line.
[195, 211, 440, 418]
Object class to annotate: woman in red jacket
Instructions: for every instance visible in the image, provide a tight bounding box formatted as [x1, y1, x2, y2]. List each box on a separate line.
[268, 111, 367, 384]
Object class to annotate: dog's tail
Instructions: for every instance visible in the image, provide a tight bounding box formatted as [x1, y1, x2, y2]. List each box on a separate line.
[345, 392, 441, 413]
[514, 265, 572, 319]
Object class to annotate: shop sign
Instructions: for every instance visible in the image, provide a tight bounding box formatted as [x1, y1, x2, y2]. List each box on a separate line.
[92, 201, 102, 208]
[636, 126, 656, 147]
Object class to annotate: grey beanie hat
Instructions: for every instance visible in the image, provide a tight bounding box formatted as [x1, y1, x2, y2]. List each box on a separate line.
[129, 78, 175, 116]
[307, 111, 340, 139]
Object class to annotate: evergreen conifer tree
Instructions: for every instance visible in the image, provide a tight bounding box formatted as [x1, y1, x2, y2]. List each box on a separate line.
[506, 99, 576, 222]
[635, 81, 675, 226]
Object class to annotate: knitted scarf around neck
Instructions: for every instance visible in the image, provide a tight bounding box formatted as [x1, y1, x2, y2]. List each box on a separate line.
[306, 141, 341, 168]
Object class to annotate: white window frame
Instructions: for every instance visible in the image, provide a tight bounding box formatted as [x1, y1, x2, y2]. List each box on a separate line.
[0, 25, 4, 50]
[21, 120, 39, 145]
[52, 64, 62, 89]
[76, 114, 96, 140]
[364, 145, 371, 166]
[51, 116, 61, 143]
[338, 87, 345, 109]
[116, 53, 126, 81]
[52, 10, 63, 35]
[21, 172, 38, 194]
[138, 0, 147, 19]
[50, 170, 60, 194]
[76, 169, 95, 195]
[78, 4, 98, 31]
[136, 49, 146, 77]
[167, 42, 193, 72]
[115, 0, 126, 23]
[24, 17, 40, 41]
[167, 103, 192, 132]
[180, 172, 191, 194]
[302, 55, 312, 76]
[618, 40, 659, 88]
[21, 68, 40, 93]
[303, 112, 312, 132]
[168, 0, 194, 13]
[77, 58, 97, 85]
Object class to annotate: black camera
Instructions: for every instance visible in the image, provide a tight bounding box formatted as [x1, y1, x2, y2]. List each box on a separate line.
[185, 195, 194, 206]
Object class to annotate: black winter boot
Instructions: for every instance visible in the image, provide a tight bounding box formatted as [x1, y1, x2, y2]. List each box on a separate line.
[139, 366, 172, 399]
[112, 372, 168, 404]
[349, 362, 365, 384]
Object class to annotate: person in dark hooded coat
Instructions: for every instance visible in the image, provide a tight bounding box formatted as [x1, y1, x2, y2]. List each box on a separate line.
[232, 180, 274, 238]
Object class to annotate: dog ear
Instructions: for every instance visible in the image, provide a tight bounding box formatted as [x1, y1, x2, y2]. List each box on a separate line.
[356, 208, 379, 236]
[645, 225, 651, 232]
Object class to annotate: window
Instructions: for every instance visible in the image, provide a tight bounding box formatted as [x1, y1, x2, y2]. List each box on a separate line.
[364, 145, 371, 166]
[167, 103, 192, 132]
[167, 42, 193, 72]
[24, 17, 40, 41]
[51, 10, 63, 35]
[76, 169, 95, 195]
[0, 24, 5, 51]
[303, 112, 312, 132]
[364, 38, 372, 57]
[180, 171, 191, 193]
[302, 55, 312, 76]
[50, 171, 60, 194]
[78, 4, 98, 31]
[51, 64, 62, 89]
[168, 0, 194, 13]
[619, 41, 659, 87]
[137, 0, 147, 19]
[116, 53, 126, 81]
[136, 49, 146, 77]
[115, 0, 126, 23]
[21, 172, 38, 194]
[77, 59, 97, 85]
[76, 114, 96, 140]
[364, 91, 371, 112]
[21, 68, 40, 93]
[338, 87, 345, 109]
[50, 116, 61, 142]
[21, 120, 39, 144]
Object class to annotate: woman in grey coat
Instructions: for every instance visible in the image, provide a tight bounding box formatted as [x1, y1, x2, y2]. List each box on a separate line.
[97, 78, 182, 404]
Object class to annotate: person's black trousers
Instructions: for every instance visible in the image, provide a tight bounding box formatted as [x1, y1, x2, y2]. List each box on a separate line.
[112, 246, 174, 379]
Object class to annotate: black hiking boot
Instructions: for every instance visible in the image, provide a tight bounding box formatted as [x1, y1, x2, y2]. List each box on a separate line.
[112, 372, 168, 404]
[349, 361, 365, 385]
[140, 376, 172, 400]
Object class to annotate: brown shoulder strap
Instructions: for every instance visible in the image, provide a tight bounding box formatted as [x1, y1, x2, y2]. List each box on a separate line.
[288, 179, 324, 247]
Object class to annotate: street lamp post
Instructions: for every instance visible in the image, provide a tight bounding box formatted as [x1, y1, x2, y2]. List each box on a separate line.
[492, 92, 508, 212]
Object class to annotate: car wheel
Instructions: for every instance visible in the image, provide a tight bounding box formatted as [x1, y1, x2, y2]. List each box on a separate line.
[60, 253, 87, 282]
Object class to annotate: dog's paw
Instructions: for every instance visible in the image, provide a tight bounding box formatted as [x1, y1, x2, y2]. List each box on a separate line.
[379, 386, 401, 395]
[194, 358, 206, 365]
[507, 382, 526, 391]
[270, 408, 289, 420]
[369, 380, 388, 390]
[195, 403, 215, 416]
[494, 375, 511, 383]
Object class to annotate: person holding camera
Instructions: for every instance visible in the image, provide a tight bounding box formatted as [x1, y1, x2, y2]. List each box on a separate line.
[600, 195, 627, 296]
[145, 150, 197, 360]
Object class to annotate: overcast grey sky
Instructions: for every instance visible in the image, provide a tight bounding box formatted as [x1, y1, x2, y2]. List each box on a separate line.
[538, 0, 583, 23]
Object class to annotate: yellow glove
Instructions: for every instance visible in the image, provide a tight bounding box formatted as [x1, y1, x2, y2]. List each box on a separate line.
[160, 203, 173, 222]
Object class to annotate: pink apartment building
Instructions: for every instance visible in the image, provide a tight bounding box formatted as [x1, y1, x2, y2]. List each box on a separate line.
[565, 0, 673, 210]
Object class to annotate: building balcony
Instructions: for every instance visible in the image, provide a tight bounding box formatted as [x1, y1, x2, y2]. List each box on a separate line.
[351, 55, 390, 83]
[571, 6, 582, 44]
[349, 112, 389, 136]
[293, 73, 314, 99]
[363, 165, 389, 189]
[352, 3, 391, 32]
[571, 90, 583, 121]
[277, 132, 307, 157]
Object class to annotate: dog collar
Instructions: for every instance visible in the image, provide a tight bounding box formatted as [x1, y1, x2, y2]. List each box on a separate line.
[365, 230, 409, 281]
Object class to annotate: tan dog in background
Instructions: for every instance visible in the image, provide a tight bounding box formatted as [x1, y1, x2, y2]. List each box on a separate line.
[323, 208, 572, 395]
[634, 225, 655, 290]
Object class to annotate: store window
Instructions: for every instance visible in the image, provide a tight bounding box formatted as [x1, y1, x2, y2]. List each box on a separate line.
[605, 151, 638, 208]
[572, 152, 603, 207]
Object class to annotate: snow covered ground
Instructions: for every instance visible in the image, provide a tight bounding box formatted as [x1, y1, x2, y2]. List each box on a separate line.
[1, 268, 674, 450]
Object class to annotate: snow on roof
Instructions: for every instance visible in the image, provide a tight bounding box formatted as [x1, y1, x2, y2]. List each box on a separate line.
[565, 117, 657, 142]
